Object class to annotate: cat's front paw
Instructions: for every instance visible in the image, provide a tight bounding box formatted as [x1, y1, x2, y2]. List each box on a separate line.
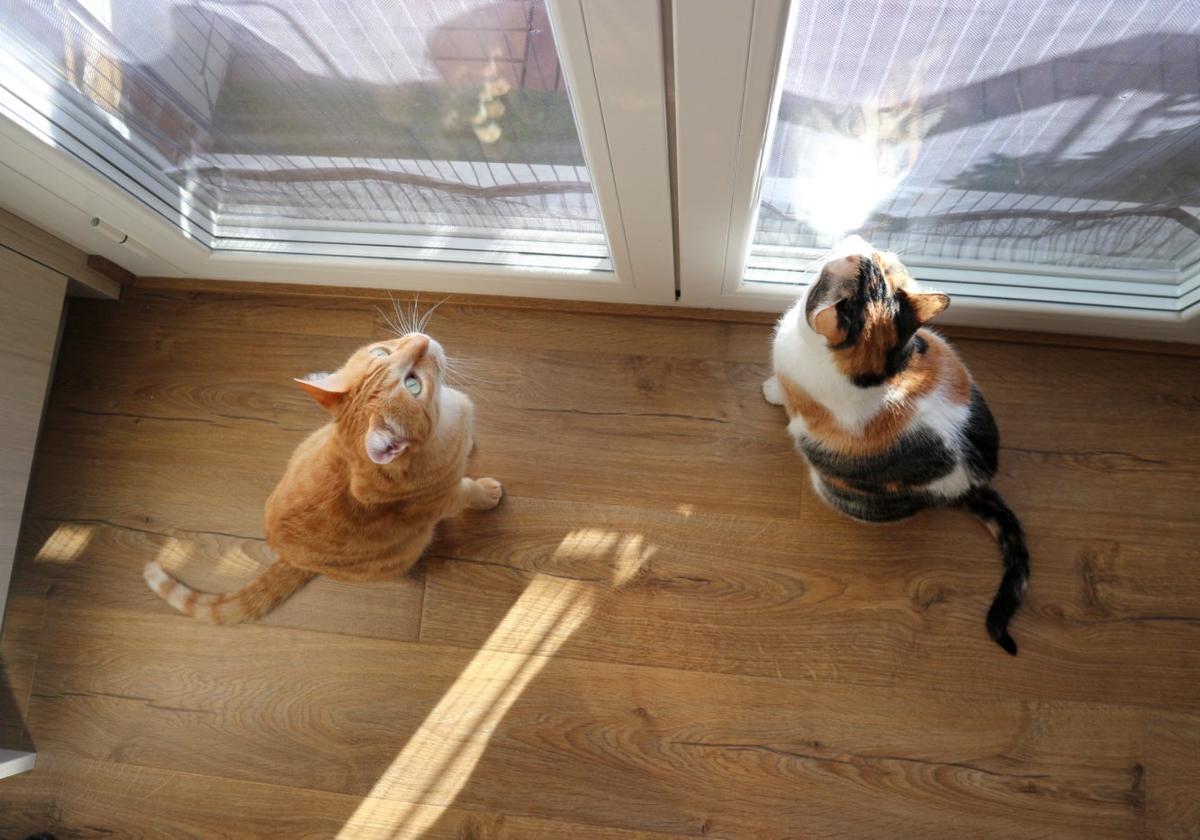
[762, 375, 785, 406]
[474, 477, 504, 510]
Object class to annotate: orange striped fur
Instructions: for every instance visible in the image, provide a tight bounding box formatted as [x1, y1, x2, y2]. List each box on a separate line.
[144, 332, 502, 624]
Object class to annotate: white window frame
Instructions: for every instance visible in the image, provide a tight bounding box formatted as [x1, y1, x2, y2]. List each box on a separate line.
[673, 0, 1200, 342]
[0, 0, 676, 306]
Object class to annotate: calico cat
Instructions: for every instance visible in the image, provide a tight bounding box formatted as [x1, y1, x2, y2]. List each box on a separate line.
[763, 236, 1029, 654]
[144, 331, 502, 623]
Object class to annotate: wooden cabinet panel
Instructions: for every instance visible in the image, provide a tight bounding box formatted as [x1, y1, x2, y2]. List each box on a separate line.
[0, 248, 65, 627]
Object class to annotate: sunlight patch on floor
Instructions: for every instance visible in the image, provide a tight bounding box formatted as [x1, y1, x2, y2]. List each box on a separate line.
[336, 528, 654, 839]
[610, 534, 653, 587]
[154, 536, 192, 571]
[214, 544, 262, 577]
[34, 523, 93, 564]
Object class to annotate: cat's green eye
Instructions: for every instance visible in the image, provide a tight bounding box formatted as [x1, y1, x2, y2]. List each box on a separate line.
[370, 347, 390, 358]
[404, 374, 422, 396]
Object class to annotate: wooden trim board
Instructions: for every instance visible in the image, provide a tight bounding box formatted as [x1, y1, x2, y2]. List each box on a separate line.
[134, 275, 1200, 358]
[0, 208, 121, 299]
[0, 249, 65, 631]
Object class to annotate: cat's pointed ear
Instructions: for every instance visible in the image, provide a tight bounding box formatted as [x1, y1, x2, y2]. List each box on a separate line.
[810, 303, 846, 344]
[908, 291, 950, 325]
[365, 414, 409, 465]
[295, 370, 352, 410]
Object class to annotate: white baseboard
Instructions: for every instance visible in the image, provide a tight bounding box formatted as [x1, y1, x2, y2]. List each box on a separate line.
[0, 748, 36, 779]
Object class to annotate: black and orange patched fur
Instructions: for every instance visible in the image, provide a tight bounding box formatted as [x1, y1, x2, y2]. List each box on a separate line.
[764, 236, 1029, 654]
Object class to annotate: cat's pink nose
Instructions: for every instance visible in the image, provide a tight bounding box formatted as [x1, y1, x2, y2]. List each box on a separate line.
[409, 334, 430, 358]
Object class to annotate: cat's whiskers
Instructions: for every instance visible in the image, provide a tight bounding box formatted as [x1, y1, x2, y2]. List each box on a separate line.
[418, 297, 449, 334]
[384, 296, 412, 337]
[377, 301, 406, 338]
[443, 359, 510, 389]
[796, 253, 826, 280]
[381, 294, 450, 338]
[441, 357, 520, 407]
[400, 295, 417, 335]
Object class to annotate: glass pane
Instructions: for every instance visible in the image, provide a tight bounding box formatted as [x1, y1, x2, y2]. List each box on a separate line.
[0, 0, 607, 269]
[754, 1, 1200, 279]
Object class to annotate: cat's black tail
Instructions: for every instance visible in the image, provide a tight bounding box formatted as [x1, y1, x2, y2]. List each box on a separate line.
[961, 486, 1029, 656]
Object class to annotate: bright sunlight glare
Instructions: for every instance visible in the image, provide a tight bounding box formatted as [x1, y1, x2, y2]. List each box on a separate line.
[336, 528, 654, 839]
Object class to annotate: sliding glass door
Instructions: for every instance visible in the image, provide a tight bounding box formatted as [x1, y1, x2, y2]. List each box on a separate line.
[0, 0, 674, 302]
[676, 0, 1200, 339]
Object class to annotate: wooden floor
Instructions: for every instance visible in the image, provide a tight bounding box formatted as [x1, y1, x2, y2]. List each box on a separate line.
[1, 284, 1199, 839]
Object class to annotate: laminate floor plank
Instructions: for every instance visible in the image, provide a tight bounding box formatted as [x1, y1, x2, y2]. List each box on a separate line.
[11, 610, 1151, 839]
[0, 288, 1196, 838]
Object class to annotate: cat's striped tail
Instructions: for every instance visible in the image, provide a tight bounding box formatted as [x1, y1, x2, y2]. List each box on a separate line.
[962, 485, 1030, 656]
[143, 559, 316, 624]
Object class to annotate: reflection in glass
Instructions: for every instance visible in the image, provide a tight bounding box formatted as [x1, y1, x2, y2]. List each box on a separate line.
[0, 0, 603, 258]
[756, 1, 1200, 275]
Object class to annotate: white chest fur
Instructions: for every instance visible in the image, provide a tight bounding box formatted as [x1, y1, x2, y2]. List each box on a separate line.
[770, 301, 890, 435]
[769, 302, 975, 501]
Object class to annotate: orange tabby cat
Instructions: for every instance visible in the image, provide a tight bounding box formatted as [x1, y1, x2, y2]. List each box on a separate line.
[144, 331, 501, 623]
